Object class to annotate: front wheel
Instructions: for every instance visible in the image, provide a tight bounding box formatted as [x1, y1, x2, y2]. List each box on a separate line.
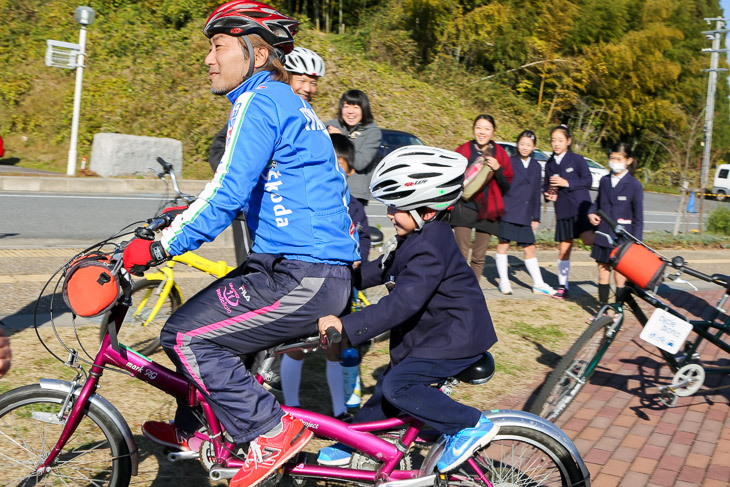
[450, 425, 585, 486]
[531, 315, 615, 422]
[99, 277, 182, 356]
[0, 384, 132, 486]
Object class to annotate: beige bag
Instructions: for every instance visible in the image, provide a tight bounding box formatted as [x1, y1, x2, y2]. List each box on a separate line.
[462, 157, 493, 201]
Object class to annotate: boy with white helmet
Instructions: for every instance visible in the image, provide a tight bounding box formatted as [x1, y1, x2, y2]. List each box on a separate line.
[317, 146, 500, 472]
[284, 46, 325, 102]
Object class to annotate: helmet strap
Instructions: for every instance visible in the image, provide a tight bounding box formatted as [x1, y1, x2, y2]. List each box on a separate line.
[409, 209, 425, 232]
[243, 35, 255, 80]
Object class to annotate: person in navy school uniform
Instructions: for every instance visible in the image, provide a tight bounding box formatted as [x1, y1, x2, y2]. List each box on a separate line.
[315, 145, 500, 472]
[588, 142, 643, 306]
[280, 133, 370, 423]
[496, 130, 556, 296]
[543, 124, 595, 299]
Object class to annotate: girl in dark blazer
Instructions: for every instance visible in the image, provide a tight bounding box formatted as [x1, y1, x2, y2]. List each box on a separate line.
[588, 142, 643, 306]
[496, 131, 555, 296]
[543, 125, 595, 299]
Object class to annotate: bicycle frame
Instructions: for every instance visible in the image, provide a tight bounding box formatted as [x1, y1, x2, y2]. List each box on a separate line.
[37, 304, 436, 483]
[621, 284, 730, 376]
[130, 251, 236, 328]
[586, 283, 730, 384]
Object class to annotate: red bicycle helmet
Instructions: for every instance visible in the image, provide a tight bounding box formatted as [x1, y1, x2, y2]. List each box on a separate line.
[204, 1, 299, 54]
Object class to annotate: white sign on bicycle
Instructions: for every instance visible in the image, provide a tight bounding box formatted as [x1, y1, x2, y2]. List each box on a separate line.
[640, 308, 693, 354]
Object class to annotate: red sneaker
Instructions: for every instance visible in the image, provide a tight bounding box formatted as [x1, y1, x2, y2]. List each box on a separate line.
[141, 421, 195, 451]
[230, 413, 313, 487]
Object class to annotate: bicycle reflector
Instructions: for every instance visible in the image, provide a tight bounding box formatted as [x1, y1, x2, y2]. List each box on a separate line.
[610, 242, 666, 290]
[63, 252, 121, 317]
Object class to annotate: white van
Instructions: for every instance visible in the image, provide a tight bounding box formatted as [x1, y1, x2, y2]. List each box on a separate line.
[712, 164, 730, 201]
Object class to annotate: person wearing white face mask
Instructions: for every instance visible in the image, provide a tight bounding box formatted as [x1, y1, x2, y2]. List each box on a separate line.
[588, 142, 644, 306]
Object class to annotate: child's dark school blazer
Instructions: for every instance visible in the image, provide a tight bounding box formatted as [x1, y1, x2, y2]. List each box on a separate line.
[542, 151, 592, 219]
[341, 220, 498, 365]
[502, 156, 542, 225]
[589, 172, 644, 249]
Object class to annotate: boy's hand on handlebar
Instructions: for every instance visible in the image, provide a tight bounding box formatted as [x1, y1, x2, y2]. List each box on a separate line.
[318, 315, 343, 339]
[123, 238, 169, 276]
[588, 213, 601, 226]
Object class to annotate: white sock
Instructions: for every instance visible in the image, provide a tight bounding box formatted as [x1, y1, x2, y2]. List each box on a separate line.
[557, 259, 571, 289]
[326, 360, 347, 417]
[281, 355, 303, 407]
[525, 257, 546, 287]
[495, 253, 510, 289]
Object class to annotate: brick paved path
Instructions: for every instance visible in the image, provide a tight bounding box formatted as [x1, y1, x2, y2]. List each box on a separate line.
[504, 289, 730, 487]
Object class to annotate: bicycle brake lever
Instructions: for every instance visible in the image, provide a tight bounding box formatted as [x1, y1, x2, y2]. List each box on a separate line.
[672, 276, 698, 291]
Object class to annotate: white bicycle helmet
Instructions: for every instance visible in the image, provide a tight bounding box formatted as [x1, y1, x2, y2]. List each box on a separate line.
[284, 47, 325, 77]
[370, 145, 466, 223]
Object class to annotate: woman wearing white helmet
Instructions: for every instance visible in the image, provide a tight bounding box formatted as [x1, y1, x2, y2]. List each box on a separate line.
[284, 46, 325, 102]
[316, 146, 500, 471]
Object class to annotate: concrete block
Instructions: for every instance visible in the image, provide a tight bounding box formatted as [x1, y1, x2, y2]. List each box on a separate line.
[89, 133, 183, 178]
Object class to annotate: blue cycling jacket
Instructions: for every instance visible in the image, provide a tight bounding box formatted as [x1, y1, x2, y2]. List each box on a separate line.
[161, 71, 360, 265]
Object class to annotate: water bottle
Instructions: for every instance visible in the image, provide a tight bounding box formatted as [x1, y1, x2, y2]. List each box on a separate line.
[341, 347, 361, 408]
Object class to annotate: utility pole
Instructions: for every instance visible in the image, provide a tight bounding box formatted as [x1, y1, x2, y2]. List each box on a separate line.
[700, 18, 729, 233]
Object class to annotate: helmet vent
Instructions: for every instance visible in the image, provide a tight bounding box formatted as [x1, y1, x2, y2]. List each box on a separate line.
[409, 172, 441, 179]
[424, 162, 450, 167]
[379, 190, 415, 200]
[372, 179, 398, 191]
[437, 175, 464, 188]
[379, 163, 409, 175]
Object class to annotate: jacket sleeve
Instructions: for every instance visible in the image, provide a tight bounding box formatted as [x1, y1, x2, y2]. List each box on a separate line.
[588, 179, 602, 215]
[161, 93, 278, 255]
[342, 243, 445, 346]
[632, 179, 644, 240]
[351, 125, 382, 172]
[568, 155, 592, 192]
[532, 163, 542, 221]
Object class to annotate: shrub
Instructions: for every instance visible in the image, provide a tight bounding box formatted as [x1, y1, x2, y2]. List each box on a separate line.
[707, 207, 730, 236]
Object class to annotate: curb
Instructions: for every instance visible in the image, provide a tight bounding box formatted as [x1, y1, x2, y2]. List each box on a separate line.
[0, 175, 210, 195]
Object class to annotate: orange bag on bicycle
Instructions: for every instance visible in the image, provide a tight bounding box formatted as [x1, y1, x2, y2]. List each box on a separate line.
[609, 241, 666, 290]
[63, 252, 121, 317]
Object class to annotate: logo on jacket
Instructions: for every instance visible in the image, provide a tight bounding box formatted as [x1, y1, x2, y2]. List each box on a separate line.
[299, 107, 325, 132]
[217, 283, 240, 313]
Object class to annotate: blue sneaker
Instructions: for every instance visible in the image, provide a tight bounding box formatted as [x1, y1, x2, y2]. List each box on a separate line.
[317, 443, 354, 466]
[436, 415, 500, 472]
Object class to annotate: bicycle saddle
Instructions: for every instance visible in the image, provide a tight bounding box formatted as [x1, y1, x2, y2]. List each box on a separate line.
[454, 352, 495, 385]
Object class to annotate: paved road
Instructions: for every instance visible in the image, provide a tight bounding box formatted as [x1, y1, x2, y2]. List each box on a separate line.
[497, 288, 730, 487]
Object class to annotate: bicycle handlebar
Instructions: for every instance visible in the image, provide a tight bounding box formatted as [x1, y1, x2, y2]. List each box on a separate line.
[156, 157, 196, 205]
[325, 326, 342, 345]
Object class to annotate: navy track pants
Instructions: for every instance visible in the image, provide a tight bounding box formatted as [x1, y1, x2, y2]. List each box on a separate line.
[161, 253, 352, 443]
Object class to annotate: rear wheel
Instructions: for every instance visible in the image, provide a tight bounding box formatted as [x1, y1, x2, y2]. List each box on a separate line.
[449, 424, 585, 486]
[0, 384, 132, 486]
[99, 277, 182, 356]
[531, 315, 614, 422]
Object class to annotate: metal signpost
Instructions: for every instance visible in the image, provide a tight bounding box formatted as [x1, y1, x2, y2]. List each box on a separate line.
[45, 6, 95, 176]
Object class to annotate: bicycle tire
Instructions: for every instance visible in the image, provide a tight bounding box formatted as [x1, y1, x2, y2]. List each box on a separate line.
[99, 277, 182, 356]
[451, 424, 584, 486]
[531, 315, 614, 422]
[0, 384, 132, 487]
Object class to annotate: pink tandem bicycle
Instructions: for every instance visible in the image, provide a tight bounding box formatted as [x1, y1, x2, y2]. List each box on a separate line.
[0, 215, 590, 486]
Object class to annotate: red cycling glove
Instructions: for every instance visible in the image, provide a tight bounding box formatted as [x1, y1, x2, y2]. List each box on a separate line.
[123, 238, 169, 276]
